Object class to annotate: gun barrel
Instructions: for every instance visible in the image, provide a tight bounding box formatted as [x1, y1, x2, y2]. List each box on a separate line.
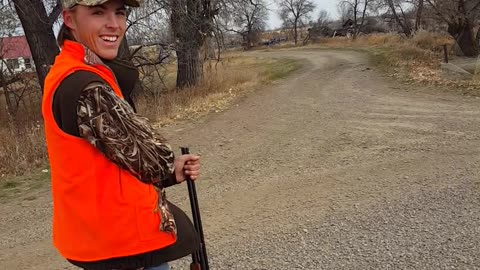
[181, 147, 210, 270]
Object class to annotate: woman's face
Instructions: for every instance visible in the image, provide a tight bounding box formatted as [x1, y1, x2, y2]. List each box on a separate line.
[63, 0, 127, 60]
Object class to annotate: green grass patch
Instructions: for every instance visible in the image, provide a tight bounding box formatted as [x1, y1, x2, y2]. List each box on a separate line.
[0, 168, 50, 202]
[367, 48, 399, 70]
[2, 181, 19, 189]
[261, 58, 302, 83]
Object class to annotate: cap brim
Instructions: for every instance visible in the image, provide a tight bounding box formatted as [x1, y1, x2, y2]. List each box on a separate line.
[76, 0, 140, 8]
[123, 0, 140, 7]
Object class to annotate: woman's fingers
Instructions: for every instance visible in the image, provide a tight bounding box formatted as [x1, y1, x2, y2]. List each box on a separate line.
[182, 154, 200, 181]
[184, 164, 200, 171]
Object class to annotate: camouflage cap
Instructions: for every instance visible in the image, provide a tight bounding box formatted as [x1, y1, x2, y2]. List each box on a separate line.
[62, 0, 140, 9]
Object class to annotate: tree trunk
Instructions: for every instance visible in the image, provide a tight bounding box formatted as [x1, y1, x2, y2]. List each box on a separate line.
[117, 36, 144, 99]
[0, 71, 16, 116]
[415, 0, 424, 31]
[176, 46, 202, 88]
[13, 0, 59, 92]
[476, 27, 480, 50]
[170, 0, 211, 88]
[448, 20, 478, 57]
[456, 30, 478, 56]
[356, 0, 369, 39]
[352, 0, 359, 39]
[294, 18, 298, 45]
[245, 31, 253, 50]
[386, 0, 411, 37]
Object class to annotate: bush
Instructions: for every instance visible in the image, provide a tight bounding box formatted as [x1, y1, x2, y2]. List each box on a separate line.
[0, 120, 47, 175]
[412, 30, 455, 53]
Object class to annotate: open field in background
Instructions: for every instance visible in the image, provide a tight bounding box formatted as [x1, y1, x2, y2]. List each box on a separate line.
[0, 53, 301, 196]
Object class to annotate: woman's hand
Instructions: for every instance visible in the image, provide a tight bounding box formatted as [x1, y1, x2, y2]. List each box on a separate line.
[174, 154, 200, 183]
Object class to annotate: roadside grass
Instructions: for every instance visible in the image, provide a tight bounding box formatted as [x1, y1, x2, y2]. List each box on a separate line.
[261, 58, 302, 82]
[0, 168, 50, 202]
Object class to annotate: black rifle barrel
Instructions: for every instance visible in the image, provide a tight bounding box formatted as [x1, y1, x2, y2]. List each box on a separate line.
[181, 147, 210, 270]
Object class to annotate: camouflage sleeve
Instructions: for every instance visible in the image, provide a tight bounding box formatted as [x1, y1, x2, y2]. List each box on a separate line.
[76, 81, 176, 187]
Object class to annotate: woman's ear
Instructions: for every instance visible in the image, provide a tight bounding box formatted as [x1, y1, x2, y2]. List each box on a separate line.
[62, 10, 75, 30]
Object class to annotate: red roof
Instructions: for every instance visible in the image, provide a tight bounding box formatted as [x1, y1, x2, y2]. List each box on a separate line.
[0, 36, 32, 59]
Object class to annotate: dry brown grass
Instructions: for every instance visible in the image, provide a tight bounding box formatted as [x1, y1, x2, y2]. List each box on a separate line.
[0, 77, 46, 177]
[0, 120, 47, 176]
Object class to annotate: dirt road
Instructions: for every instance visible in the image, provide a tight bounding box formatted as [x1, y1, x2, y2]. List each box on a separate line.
[1, 49, 479, 269]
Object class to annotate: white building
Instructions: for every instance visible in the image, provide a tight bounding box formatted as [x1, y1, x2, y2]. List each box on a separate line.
[0, 36, 35, 74]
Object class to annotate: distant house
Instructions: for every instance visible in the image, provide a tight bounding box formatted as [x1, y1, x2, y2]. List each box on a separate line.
[343, 19, 355, 29]
[332, 19, 358, 37]
[0, 36, 34, 74]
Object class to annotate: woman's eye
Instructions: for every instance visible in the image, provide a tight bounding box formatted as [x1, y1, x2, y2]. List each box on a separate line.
[92, 10, 103, 15]
[117, 11, 126, 16]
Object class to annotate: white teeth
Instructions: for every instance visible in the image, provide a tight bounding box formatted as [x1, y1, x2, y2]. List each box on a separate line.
[101, 36, 117, 42]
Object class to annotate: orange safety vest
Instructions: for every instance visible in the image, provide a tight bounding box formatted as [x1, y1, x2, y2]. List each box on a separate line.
[42, 40, 176, 261]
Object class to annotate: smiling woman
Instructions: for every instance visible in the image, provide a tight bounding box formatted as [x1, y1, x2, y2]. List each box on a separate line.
[42, 0, 201, 270]
[61, 0, 128, 59]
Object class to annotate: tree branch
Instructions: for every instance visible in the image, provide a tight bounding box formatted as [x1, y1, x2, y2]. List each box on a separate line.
[129, 45, 144, 60]
[425, 0, 450, 24]
[133, 54, 169, 68]
[224, 27, 246, 35]
[126, 7, 163, 31]
[0, 76, 21, 89]
[468, 0, 480, 14]
[48, 0, 62, 26]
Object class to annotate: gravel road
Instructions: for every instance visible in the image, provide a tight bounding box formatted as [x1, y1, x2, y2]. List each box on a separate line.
[1, 49, 479, 270]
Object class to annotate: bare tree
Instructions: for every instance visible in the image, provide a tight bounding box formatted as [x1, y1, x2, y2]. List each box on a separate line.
[425, 0, 480, 57]
[126, 1, 170, 46]
[0, 1, 19, 37]
[0, 2, 26, 116]
[220, 0, 268, 49]
[117, 2, 174, 99]
[415, 0, 424, 30]
[383, 0, 413, 37]
[358, 0, 372, 37]
[170, 0, 217, 88]
[316, 10, 330, 27]
[337, 1, 354, 23]
[303, 10, 333, 44]
[12, 0, 61, 91]
[278, 0, 315, 45]
[339, 0, 373, 38]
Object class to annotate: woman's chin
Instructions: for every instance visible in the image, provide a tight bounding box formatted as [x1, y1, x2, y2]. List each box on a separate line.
[97, 49, 118, 60]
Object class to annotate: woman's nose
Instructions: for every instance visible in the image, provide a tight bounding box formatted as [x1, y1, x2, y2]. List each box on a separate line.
[105, 13, 120, 29]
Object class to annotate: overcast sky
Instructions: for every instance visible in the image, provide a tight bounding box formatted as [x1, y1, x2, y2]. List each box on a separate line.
[266, 0, 341, 30]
